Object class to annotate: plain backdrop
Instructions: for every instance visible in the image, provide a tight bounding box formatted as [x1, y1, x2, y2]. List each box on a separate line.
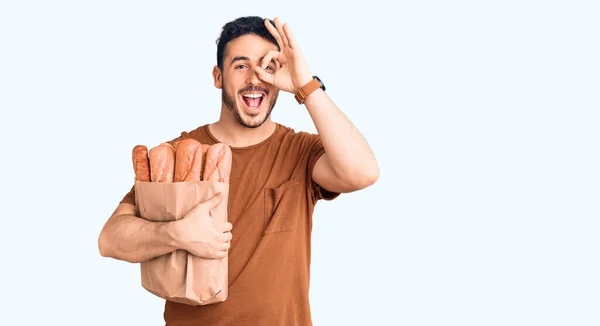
[1, 1, 599, 325]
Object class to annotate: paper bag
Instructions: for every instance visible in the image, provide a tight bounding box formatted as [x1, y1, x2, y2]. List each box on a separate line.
[134, 180, 229, 306]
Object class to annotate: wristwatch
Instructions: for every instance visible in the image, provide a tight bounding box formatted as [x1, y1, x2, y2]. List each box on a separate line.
[294, 76, 326, 104]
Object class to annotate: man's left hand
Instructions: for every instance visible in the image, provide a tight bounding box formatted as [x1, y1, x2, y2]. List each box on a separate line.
[255, 17, 313, 94]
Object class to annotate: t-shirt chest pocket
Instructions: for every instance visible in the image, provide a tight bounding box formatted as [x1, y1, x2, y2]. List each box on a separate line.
[263, 178, 302, 235]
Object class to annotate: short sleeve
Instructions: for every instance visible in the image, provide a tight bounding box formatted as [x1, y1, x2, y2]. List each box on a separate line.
[306, 133, 341, 202]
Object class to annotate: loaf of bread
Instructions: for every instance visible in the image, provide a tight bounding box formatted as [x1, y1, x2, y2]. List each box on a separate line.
[202, 143, 232, 183]
[149, 143, 175, 182]
[174, 139, 203, 182]
[199, 144, 210, 179]
[201, 144, 211, 158]
[132, 145, 151, 182]
[132, 141, 231, 183]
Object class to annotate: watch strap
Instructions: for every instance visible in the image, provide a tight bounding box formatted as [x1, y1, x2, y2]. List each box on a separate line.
[295, 77, 322, 104]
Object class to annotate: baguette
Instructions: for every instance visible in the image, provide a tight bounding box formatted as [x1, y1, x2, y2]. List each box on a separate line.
[200, 144, 210, 180]
[149, 143, 175, 182]
[201, 144, 211, 156]
[174, 139, 203, 182]
[202, 143, 232, 183]
[132, 145, 151, 182]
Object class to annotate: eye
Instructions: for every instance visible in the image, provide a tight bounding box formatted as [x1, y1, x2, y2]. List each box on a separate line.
[235, 64, 247, 69]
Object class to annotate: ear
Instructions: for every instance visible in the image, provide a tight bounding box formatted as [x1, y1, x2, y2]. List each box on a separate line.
[212, 65, 222, 89]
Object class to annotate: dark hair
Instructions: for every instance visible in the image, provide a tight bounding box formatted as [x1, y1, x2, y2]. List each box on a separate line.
[215, 16, 279, 70]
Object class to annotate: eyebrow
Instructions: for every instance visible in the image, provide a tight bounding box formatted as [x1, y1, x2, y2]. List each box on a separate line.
[231, 56, 276, 66]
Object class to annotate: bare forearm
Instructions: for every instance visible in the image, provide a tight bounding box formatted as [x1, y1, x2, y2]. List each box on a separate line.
[98, 214, 179, 263]
[304, 89, 379, 181]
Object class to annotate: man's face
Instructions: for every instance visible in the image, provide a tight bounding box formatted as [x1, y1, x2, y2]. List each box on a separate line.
[215, 34, 280, 129]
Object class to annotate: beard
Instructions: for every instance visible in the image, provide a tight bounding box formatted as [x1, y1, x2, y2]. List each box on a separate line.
[222, 82, 279, 129]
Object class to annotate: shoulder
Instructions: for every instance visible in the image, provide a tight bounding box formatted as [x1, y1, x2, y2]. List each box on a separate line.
[165, 124, 213, 147]
[276, 123, 320, 148]
[276, 123, 315, 137]
[274, 123, 325, 171]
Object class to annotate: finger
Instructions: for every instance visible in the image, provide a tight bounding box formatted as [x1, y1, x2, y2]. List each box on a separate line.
[264, 19, 285, 50]
[254, 66, 275, 86]
[213, 250, 227, 259]
[260, 50, 280, 70]
[221, 241, 231, 251]
[220, 221, 233, 232]
[194, 191, 224, 214]
[221, 231, 232, 242]
[273, 17, 289, 48]
[282, 23, 297, 49]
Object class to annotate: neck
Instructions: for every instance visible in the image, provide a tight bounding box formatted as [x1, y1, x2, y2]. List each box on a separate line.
[209, 111, 277, 148]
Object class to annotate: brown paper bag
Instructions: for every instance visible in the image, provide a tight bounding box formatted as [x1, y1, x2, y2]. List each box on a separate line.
[134, 179, 229, 306]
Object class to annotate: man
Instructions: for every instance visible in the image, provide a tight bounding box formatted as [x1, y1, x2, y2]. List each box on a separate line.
[98, 16, 379, 325]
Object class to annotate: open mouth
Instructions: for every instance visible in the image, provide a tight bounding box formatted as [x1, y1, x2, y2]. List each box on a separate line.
[241, 92, 265, 110]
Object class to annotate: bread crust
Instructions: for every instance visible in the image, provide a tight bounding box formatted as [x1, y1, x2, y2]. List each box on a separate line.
[174, 139, 202, 182]
[149, 143, 175, 182]
[202, 143, 232, 183]
[132, 145, 151, 182]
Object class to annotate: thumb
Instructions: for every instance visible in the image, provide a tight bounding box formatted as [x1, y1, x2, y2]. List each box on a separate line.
[201, 191, 225, 212]
[254, 66, 275, 86]
[187, 192, 224, 217]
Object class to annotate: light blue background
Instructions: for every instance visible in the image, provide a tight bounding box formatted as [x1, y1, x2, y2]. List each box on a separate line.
[1, 1, 598, 325]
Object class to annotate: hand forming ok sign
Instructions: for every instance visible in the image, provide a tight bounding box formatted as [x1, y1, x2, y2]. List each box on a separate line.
[254, 17, 314, 94]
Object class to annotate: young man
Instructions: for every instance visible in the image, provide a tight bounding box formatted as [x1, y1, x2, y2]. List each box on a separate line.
[98, 16, 379, 325]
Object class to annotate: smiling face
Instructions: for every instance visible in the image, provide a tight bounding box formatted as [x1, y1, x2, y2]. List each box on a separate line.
[213, 33, 280, 129]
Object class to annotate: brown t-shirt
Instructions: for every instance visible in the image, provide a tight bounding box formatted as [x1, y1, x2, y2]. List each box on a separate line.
[120, 123, 340, 325]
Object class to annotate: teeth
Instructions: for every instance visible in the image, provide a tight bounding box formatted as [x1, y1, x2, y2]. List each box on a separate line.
[243, 94, 263, 98]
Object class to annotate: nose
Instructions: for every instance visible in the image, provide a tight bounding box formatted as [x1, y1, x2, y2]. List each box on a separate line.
[246, 67, 261, 85]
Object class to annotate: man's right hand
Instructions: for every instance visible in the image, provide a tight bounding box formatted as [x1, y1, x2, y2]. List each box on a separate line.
[174, 192, 232, 259]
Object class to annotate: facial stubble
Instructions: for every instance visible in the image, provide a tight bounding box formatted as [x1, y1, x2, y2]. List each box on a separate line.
[221, 77, 279, 129]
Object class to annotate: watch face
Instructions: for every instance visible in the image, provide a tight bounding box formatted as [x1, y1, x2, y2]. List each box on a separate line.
[313, 75, 326, 91]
